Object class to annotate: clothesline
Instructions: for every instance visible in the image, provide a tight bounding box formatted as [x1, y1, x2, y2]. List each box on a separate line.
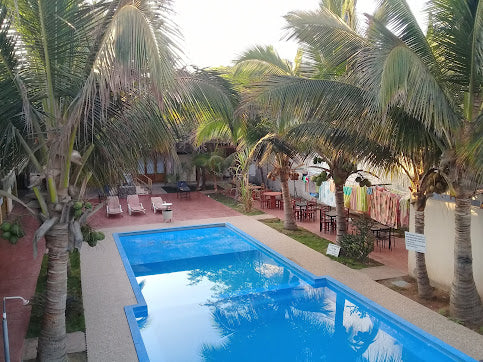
[317, 180, 410, 229]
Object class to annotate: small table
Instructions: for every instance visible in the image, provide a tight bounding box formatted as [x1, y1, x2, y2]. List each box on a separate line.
[320, 209, 337, 232]
[294, 202, 308, 220]
[371, 223, 393, 249]
[325, 210, 337, 222]
[263, 191, 282, 209]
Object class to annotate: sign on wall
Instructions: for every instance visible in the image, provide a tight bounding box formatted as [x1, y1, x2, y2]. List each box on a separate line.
[405, 232, 426, 253]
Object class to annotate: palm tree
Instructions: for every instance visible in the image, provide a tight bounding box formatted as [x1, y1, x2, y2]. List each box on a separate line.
[0, 1, 187, 359]
[233, 46, 306, 230]
[241, 2, 383, 240]
[284, 0, 483, 323]
[359, 0, 483, 325]
[256, 1, 439, 298]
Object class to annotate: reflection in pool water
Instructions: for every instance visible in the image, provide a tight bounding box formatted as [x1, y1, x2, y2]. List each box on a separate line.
[116, 225, 473, 362]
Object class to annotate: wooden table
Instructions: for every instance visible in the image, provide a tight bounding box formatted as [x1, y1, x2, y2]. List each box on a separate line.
[263, 191, 282, 209]
[294, 201, 307, 220]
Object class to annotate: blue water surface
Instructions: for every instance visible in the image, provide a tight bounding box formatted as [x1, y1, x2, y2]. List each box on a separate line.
[116, 224, 475, 362]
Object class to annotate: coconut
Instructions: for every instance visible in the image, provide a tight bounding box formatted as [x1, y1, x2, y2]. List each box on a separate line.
[10, 224, 20, 236]
[1, 222, 11, 232]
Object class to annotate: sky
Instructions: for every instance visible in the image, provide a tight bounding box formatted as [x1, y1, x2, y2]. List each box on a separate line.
[172, 0, 426, 69]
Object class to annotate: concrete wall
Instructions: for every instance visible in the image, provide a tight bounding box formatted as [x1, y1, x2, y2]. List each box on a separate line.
[408, 198, 483, 298]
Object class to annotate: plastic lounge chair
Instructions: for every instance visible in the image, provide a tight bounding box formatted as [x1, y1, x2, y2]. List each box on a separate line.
[127, 194, 146, 215]
[151, 197, 172, 213]
[106, 196, 123, 217]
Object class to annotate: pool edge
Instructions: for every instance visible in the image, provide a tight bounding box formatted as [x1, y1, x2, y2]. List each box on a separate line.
[114, 223, 477, 362]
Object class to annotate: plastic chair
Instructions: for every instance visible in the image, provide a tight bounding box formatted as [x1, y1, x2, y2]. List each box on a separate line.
[106, 196, 123, 217]
[127, 194, 146, 215]
[151, 197, 172, 214]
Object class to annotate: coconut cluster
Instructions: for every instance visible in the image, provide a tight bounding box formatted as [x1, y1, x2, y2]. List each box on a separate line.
[1, 221, 25, 244]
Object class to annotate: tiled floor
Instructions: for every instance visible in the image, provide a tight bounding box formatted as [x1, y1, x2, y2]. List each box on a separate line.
[0, 191, 407, 361]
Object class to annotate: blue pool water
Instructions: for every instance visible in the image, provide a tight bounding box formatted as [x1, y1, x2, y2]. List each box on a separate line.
[115, 224, 475, 362]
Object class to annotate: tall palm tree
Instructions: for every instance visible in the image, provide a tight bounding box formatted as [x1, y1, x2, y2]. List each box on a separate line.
[259, 1, 441, 298]
[359, 0, 483, 325]
[284, 0, 483, 323]
[0, 1, 189, 359]
[243, 1, 380, 240]
[233, 46, 305, 230]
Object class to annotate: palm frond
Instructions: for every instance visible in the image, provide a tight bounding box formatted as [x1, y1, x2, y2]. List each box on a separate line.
[357, 17, 461, 141]
[373, 0, 436, 70]
[250, 75, 365, 130]
[284, 8, 366, 67]
[428, 0, 482, 97]
[232, 45, 294, 80]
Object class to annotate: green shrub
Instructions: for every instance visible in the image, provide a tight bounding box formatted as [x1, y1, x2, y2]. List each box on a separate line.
[339, 216, 375, 262]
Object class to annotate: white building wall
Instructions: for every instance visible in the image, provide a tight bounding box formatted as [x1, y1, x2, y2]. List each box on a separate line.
[408, 198, 483, 298]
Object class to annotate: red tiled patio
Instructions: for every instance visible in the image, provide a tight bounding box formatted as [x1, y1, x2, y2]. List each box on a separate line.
[0, 191, 407, 361]
[251, 199, 408, 273]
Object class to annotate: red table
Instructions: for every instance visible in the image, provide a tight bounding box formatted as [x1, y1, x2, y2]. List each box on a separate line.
[262, 191, 282, 209]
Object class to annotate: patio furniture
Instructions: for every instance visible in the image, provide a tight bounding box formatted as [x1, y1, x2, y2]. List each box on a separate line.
[303, 203, 317, 221]
[151, 197, 172, 214]
[294, 201, 307, 220]
[106, 196, 123, 217]
[371, 223, 393, 249]
[319, 207, 336, 232]
[262, 191, 282, 209]
[259, 192, 271, 209]
[177, 181, 191, 199]
[127, 194, 146, 215]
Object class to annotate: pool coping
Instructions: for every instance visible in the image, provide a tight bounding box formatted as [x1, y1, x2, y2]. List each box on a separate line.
[81, 215, 483, 361]
[113, 222, 476, 362]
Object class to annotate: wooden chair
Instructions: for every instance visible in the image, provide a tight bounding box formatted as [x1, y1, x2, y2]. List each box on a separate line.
[319, 207, 334, 232]
[275, 196, 284, 209]
[259, 193, 270, 209]
[177, 181, 191, 199]
[303, 204, 316, 221]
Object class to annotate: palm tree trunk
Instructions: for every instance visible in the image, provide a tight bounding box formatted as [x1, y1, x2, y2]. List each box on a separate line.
[334, 183, 346, 244]
[281, 173, 297, 230]
[201, 168, 207, 190]
[450, 195, 483, 325]
[37, 222, 69, 362]
[414, 198, 432, 298]
[213, 174, 218, 192]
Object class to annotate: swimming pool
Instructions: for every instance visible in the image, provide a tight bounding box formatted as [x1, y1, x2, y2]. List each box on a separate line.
[114, 223, 475, 362]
